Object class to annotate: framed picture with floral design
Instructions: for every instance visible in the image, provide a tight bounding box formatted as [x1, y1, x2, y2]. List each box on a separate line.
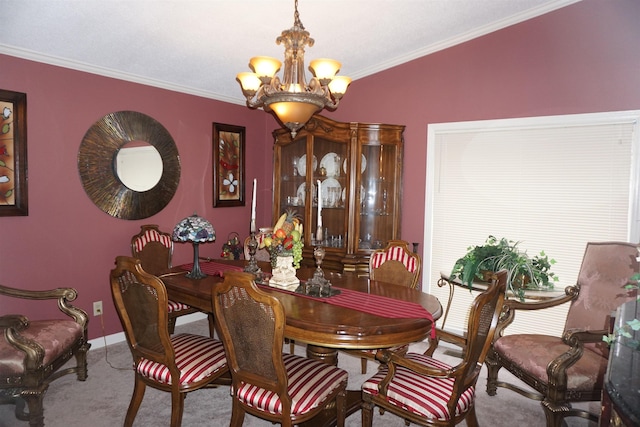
[213, 122, 245, 207]
[0, 89, 28, 216]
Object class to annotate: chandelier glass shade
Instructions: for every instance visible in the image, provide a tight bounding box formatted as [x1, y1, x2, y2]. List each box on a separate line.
[237, 0, 351, 137]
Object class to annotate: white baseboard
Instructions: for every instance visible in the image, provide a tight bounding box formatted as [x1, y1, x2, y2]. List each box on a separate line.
[88, 312, 208, 350]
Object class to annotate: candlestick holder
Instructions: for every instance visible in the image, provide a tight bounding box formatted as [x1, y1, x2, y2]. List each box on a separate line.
[305, 245, 332, 296]
[243, 231, 265, 283]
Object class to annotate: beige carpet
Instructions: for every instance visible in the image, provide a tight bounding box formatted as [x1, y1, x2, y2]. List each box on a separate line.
[0, 319, 598, 427]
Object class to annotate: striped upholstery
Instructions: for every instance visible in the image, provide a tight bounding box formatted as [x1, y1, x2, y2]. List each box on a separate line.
[132, 228, 172, 252]
[137, 333, 227, 386]
[166, 300, 191, 313]
[236, 353, 348, 416]
[132, 226, 192, 316]
[370, 245, 418, 273]
[362, 352, 475, 421]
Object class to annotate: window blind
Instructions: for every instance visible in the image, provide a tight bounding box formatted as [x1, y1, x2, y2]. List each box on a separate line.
[424, 111, 640, 337]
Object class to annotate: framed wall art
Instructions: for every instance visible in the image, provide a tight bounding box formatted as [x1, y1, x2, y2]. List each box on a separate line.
[213, 122, 245, 207]
[0, 89, 28, 216]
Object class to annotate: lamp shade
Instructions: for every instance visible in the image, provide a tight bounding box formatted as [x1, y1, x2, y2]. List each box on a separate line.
[172, 213, 215, 243]
[309, 58, 341, 81]
[328, 76, 352, 97]
[172, 213, 215, 279]
[236, 72, 262, 95]
[249, 56, 282, 79]
[269, 101, 320, 127]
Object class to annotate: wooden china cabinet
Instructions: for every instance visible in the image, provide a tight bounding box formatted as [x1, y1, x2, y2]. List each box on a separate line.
[272, 115, 405, 273]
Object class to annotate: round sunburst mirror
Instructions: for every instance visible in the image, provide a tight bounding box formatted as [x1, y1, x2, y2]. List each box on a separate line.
[78, 111, 180, 220]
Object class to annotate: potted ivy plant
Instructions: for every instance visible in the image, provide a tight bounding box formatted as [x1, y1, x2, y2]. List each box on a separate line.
[603, 273, 640, 350]
[450, 235, 558, 299]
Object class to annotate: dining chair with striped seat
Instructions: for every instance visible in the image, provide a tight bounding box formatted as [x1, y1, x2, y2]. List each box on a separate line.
[361, 270, 507, 427]
[369, 239, 421, 288]
[110, 256, 229, 427]
[356, 239, 422, 373]
[131, 224, 214, 336]
[212, 271, 348, 427]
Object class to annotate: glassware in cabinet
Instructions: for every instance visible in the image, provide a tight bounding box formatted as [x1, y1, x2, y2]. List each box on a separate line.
[273, 115, 404, 273]
[358, 142, 401, 251]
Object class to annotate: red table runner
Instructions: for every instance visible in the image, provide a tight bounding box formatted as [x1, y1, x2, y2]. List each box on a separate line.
[257, 284, 436, 339]
[179, 262, 435, 338]
[180, 261, 244, 276]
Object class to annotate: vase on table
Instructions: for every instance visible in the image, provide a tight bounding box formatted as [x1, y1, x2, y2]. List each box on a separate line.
[269, 254, 300, 290]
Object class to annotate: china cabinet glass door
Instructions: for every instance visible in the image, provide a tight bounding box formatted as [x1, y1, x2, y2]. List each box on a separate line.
[312, 137, 348, 249]
[273, 115, 404, 273]
[358, 143, 400, 251]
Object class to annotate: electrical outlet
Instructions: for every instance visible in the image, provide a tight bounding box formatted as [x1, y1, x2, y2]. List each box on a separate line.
[93, 301, 103, 316]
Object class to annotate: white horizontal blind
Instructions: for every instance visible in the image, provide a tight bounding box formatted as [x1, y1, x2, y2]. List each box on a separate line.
[424, 111, 640, 337]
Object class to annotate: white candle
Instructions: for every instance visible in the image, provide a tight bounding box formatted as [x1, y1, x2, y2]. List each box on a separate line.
[250, 178, 257, 233]
[317, 179, 322, 228]
[317, 180, 322, 222]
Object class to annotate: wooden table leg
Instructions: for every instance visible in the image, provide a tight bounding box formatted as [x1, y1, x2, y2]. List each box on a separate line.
[306, 344, 339, 365]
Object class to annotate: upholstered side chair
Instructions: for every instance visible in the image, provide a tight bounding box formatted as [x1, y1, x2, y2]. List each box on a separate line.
[212, 271, 348, 427]
[369, 239, 421, 288]
[355, 239, 422, 373]
[244, 229, 296, 353]
[0, 282, 90, 427]
[110, 256, 229, 427]
[485, 241, 639, 427]
[131, 224, 214, 336]
[362, 270, 507, 427]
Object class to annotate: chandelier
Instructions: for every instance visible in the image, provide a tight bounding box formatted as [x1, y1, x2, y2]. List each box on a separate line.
[236, 0, 351, 137]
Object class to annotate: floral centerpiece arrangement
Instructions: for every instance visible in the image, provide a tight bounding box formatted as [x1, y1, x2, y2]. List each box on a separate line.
[261, 209, 304, 269]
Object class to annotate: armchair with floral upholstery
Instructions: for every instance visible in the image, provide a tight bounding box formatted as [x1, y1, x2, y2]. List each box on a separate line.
[485, 241, 640, 427]
[0, 283, 90, 427]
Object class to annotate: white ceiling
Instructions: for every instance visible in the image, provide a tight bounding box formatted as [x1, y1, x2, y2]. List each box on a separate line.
[0, 0, 579, 105]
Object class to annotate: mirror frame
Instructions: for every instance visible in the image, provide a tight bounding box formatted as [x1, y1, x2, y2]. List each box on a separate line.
[78, 111, 180, 219]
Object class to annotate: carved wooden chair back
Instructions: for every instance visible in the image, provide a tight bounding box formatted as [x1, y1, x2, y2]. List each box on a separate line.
[357, 239, 422, 374]
[212, 271, 348, 426]
[131, 224, 207, 335]
[487, 241, 640, 427]
[131, 224, 174, 275]
[110, 256, 228, 427]
[369, 239, 421, 288]
[362, 270, 507, 426]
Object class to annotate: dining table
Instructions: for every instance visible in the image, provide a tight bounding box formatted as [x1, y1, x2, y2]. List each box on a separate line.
[160, 259, 442, 426]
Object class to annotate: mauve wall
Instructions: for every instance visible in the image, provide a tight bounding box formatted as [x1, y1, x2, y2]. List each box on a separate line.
[1, 0, 639, 340]
[0, 56, 276, 338]
[328, 0, 640, 253]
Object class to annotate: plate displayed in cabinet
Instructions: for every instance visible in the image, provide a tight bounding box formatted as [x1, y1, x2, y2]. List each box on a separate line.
[343, 154, 367, 174]
[297, 154, 317, 177]
[320, 152, 341, 177]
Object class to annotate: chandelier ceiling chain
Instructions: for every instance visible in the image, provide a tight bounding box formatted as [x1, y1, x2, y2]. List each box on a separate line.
[237, 0, 351, 137]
